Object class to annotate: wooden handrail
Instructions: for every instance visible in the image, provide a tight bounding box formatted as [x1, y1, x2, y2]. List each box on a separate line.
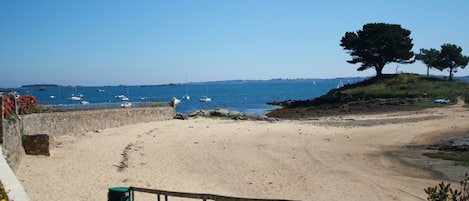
[129, 186, 299, 201]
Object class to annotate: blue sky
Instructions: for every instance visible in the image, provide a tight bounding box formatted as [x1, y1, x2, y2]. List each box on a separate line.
[1, 0, 468, 87]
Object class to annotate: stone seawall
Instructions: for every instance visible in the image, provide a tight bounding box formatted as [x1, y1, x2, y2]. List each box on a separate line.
[1, 106, 174, 170]
[1, 121, 24, 171]
[21, 107, 174, 138]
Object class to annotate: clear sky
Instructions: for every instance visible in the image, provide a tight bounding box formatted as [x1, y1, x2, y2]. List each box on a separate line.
[1, 0, 468, 87]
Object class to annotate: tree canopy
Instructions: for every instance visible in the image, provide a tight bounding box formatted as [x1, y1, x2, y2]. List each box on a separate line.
[438, 44, 469, 80]
[417, 44, 469, 80]
[340, 23, 414, 77]
[415, 48, 440, 77]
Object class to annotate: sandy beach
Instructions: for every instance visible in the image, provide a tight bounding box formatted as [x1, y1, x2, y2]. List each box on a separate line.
[15, 102, 469, 201]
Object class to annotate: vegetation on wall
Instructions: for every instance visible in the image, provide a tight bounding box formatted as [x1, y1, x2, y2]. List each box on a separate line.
[2, 94, 38, 120]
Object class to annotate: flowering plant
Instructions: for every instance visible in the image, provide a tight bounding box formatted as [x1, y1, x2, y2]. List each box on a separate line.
[2, 94, 38, 118]
[2, 95, 14, 117]
[16, 94, 38, 115]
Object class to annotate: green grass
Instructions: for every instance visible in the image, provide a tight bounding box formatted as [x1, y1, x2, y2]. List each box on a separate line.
[423, 151, 469, 166]
[338, 73, 469, 106]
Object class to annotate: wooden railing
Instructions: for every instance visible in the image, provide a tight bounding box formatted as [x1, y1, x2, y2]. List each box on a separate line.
[129, 186, 299, 201]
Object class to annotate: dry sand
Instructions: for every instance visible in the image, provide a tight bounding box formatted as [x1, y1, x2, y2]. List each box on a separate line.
[15, 103, 469, 201]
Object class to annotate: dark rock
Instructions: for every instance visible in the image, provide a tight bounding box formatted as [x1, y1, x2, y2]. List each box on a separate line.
[174, 113, 186, 120]
[211, 108, 230, 117]
[22, 134, 50, 156]
[189, 110, 211, 117]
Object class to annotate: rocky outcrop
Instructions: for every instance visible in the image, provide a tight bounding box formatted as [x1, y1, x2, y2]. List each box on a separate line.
[175, 108, 279, 122]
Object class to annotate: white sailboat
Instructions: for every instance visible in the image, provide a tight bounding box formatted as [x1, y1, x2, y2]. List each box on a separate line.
[200, 84, 211, 102]
[68, 87, 83, 101]
[337, 80, 344, 88]
[67, 95, 82, 101]
[183, 78, 190, 100]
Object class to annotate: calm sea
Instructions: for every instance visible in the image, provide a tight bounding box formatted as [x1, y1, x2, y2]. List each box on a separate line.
[14, 78, 365, 115]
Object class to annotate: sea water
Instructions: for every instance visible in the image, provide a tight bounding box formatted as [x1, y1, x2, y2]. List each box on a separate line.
[14, 78, 365, 115]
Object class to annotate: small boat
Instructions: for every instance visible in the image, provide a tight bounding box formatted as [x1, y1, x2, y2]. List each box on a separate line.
[80, 100, 90, 105]
[67, 96, 82, 101]
[96, 88, 105, 92]
[183, 77, 190, 100]
[121, 101, 132, 108]
[49, 95, 55, 99]
[199, 96, 212, 102]
[434, 99, 450, 104]
[115, 95, 129, 101]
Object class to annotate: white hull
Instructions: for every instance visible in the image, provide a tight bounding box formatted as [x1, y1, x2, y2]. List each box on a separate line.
[200, 96, 211, 102]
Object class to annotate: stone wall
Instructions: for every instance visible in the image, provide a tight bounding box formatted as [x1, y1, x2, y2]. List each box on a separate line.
[1, 120, 24, 171]
[1, 106, 174, 171]
[1, 96, 26, 171]
[1, 96, 4, 144]
[21, 107, 174, 138]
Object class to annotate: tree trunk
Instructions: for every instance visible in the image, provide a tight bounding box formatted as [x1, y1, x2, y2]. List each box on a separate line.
[375, 64, 384, 78]
[449, 67, 454, 80]
[427, 67, 430, 77]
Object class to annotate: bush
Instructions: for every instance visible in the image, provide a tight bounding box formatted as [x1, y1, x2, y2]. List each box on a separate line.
[0, 180, 8, 201]
[1, 95, 14, 118]
[2, 94, 38, 118]
[425, 172, 469, 201]
[16, 94, 38, 115]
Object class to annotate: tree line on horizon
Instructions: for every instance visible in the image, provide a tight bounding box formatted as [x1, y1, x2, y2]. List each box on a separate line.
[340, 22, 469, 81]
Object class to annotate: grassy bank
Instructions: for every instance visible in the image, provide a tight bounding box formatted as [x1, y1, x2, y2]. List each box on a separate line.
[267, 74, 469, 118]
[340, 74, 469, 106]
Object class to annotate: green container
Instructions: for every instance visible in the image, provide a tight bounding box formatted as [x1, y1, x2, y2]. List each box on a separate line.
[108, 187, 130, 201]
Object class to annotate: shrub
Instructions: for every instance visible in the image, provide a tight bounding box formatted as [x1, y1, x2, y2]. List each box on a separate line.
[0, 180, 8, 201]
[16, 94, 38, 115]
[425, 172, 469, 201]
[1, 94, 38, 117]
[2, 95, 14, 118]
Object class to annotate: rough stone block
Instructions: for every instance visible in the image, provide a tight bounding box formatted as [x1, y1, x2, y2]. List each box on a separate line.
[22, 134, 50, 156]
